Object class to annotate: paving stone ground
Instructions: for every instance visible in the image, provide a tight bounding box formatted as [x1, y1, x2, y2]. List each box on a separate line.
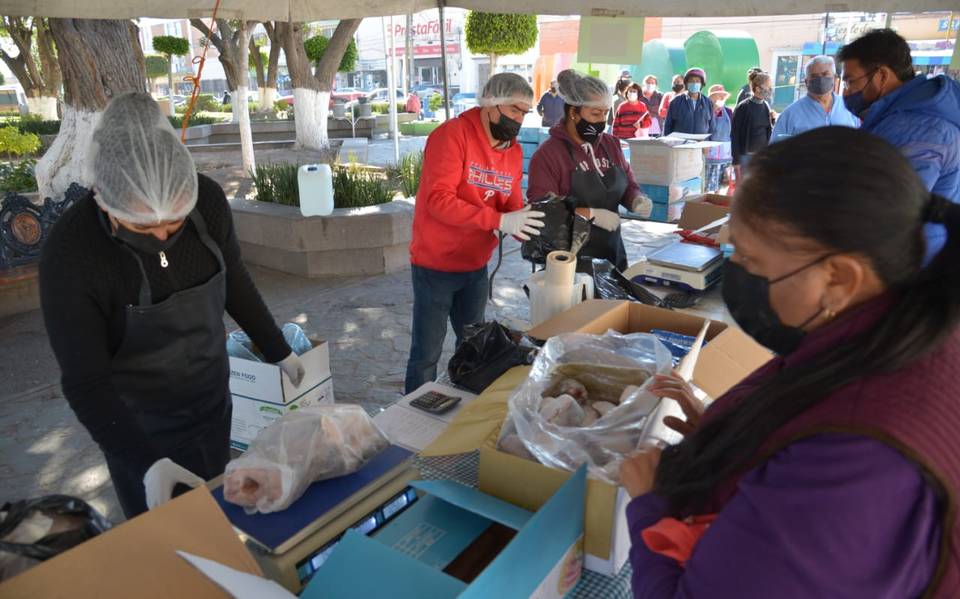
[0, 137, 728, 522]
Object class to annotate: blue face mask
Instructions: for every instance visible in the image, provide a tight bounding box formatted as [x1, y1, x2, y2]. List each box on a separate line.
[687, 82, 702, 94]
[842, 91, 871, 117]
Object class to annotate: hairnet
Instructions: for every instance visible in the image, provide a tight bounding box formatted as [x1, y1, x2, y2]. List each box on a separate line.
[478, 73, 534, 107]
[87, 92, 198, 225]
[556, 69, 612, 109]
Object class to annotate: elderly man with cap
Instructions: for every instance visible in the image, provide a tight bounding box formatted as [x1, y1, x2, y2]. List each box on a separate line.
[771, 56, 859, 142]
[664, 67, 716, 138]
[39, 92, 304, 519]
[527, 69, 652, 272]
[405, 73, 544, 394]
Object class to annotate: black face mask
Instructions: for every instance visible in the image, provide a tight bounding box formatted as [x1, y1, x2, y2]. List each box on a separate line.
[721, 256, 831, 355]
[672, 83, 685, 93]
[114, 221, 186, 254]
[489, 106, 522, 142]
[575, 114, 605, 143]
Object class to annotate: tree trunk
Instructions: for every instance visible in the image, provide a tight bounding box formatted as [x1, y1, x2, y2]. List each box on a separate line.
[249, 36, 266, 112]
[36, 18, 146, 201]
[490, 53, 498, 75]
[278, 21, 326, 150]
[166, 56, 176, 115]
[36, 19, 62, 96]
[234, 21, 255, 176]
[259, 23, 281, 115]
[313, 19, 361, 92]
[0, 17, 40, 98]
[26, 97, 58, 120]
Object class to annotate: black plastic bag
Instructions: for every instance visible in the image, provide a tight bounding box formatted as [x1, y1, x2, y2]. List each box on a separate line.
[0, 495, 112, 580]
[521, 195, 591, 264]
[448, 323, 537, 394]
[590, 259, 665, 306]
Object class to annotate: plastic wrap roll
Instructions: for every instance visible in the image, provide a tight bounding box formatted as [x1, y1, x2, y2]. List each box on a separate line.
[527, 272, 594, 327]
[545, 250, 576, 288]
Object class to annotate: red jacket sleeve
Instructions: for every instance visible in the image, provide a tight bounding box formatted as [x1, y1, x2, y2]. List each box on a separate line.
[422, 122, 503, 231]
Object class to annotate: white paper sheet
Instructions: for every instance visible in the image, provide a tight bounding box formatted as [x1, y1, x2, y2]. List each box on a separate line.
[177, 551, 295, 599]
[374, 383, 478, 452]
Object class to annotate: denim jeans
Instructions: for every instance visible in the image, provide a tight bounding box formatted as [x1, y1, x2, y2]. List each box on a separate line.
[405, 264, 488, 394]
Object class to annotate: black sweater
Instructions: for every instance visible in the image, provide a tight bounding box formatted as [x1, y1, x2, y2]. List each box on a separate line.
[731, 98, 773, 165]
[39, 174, 289, 470]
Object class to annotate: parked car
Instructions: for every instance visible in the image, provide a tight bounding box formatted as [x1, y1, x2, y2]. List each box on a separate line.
[412, 85, 443, 101]
[365, 88, 405, 103]
[452, 92, 477, 117]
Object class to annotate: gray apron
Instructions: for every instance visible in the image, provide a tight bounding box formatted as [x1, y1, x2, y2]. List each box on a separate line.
[566, 141, 629, 271]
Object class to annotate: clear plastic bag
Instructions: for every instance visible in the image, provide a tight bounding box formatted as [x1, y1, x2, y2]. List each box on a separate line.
[501, 331, 673, 484]
[226, 323, 313, 362]
[223, 405, 389, 514]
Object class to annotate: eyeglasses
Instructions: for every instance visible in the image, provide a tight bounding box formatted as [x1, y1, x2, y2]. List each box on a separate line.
[841, 69, 877, 90]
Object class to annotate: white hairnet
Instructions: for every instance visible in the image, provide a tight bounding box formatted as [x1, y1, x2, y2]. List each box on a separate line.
[556, 69, 611, 109]
[87, 92, 198, 225]
[479, 72, 534, 107]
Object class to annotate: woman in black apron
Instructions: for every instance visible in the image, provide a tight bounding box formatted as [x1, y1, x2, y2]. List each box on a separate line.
[39, 93, 304, 518]
[526, 70, 652, 272]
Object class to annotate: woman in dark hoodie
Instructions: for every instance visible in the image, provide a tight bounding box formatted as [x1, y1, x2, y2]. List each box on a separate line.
[527, 69, 652, 271]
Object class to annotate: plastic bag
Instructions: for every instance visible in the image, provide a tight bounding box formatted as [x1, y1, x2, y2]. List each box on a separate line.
[521, 195, 591, 264]
[226, 323, 313, 362]
[448, 323, 537, 394]
[0, 495, 112, 581]
[223, 405, 389, 514]
[591, 259, 664, 306]
[501, 331, 673, 484]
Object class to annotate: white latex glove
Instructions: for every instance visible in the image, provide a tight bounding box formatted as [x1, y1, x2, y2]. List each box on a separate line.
[498, 206, 545, 241]
[587, 208, 621, 232]
[278, 352, 306, 387]
[629, 195, 653, 218]
[144, 458, 205, 510]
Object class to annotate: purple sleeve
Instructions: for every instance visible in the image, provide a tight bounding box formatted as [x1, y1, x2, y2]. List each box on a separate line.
[628, 433, 941, 598]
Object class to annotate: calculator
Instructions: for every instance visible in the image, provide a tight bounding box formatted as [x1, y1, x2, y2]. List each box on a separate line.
[410, 391, 462, 415]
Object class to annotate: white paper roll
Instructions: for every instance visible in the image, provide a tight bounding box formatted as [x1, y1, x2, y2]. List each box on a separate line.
[545, 251, 576, 288]
[527, 272, 594, 327]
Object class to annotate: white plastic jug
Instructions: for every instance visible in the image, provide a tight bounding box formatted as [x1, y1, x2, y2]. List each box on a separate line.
[298, 164, 335, 217]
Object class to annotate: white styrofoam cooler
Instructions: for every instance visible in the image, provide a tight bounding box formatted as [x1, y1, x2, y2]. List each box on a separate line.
[628, 139, 704, 186]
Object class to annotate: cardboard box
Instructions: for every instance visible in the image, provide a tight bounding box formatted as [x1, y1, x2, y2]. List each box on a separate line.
[303, 467, 586, 599]
[628, 138, 704, 186]
[422, 300, 771, 575]
[0, 488, 262, 598]
[229, 340, 335, 450]
[677, 193, 733, 245]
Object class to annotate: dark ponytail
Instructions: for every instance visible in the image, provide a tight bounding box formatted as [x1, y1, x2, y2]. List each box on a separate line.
[655, 127, 960, 515]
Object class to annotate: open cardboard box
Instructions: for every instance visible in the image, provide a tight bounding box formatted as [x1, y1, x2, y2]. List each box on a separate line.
[303, 467, 586, 598]
[0, 488, 262, 598]
[423, 300, 771, 575]
[676, 193, 733, 245]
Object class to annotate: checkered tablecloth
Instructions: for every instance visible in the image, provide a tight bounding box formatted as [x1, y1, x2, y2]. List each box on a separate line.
[415, 452, 633, 599]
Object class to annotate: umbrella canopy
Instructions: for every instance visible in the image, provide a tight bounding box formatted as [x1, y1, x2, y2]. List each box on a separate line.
[1, 0, 956, 20]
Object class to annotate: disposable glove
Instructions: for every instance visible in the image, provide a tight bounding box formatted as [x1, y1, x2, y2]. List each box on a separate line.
[587, 208, 621, 232]
[144, 458, 205, 510]
[498, 206, 545, 241]
[629, 195, 653, 218]
[278, 352, 306, 387]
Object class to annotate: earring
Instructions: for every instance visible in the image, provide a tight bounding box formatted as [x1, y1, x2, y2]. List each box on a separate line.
[823, 307, 837, 319]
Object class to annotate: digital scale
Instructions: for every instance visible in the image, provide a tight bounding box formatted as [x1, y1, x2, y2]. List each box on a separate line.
[208, 446, 420, 593]
[631, 241, 724, 292]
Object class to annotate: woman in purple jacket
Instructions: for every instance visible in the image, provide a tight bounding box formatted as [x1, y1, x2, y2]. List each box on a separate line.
[527, 69, 652, 272]
[621, 126, 960, 598]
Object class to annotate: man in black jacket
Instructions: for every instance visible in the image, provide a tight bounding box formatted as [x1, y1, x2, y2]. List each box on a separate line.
[39, 92, 304, 519]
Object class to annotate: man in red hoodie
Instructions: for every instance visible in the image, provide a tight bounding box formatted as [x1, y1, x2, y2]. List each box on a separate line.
[405, 73, 543, 394]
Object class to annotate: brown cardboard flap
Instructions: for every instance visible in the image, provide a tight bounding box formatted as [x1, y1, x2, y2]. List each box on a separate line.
[528, 300, 630, 341]
[693, 327, 772, 398]
[0, 487, 260, 598]
[677, 198, 731, 231]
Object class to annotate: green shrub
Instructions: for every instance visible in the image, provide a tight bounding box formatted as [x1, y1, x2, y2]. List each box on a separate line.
[252, 161, 395, 209]
[251, 162, 300, 206]
[0, 127, 41, 158]
[274, 98, 291, 113]
[396, 150, 423, 198]
[167, 114, 221, 129]
[370, 101, 409, 115]
[333, 163, 393, 209]
[17, 114, 61, 136]
[429, 93, 444, 112]
[0, 159, 38, 192]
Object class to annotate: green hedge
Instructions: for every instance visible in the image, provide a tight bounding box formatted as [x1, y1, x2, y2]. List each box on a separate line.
[252, 161, 395, 209]
[0, 159, 38, 192]
[0, 127, 41, 158]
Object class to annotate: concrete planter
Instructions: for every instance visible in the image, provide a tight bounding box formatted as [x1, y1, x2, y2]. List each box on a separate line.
[231, 198, 414, 277]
